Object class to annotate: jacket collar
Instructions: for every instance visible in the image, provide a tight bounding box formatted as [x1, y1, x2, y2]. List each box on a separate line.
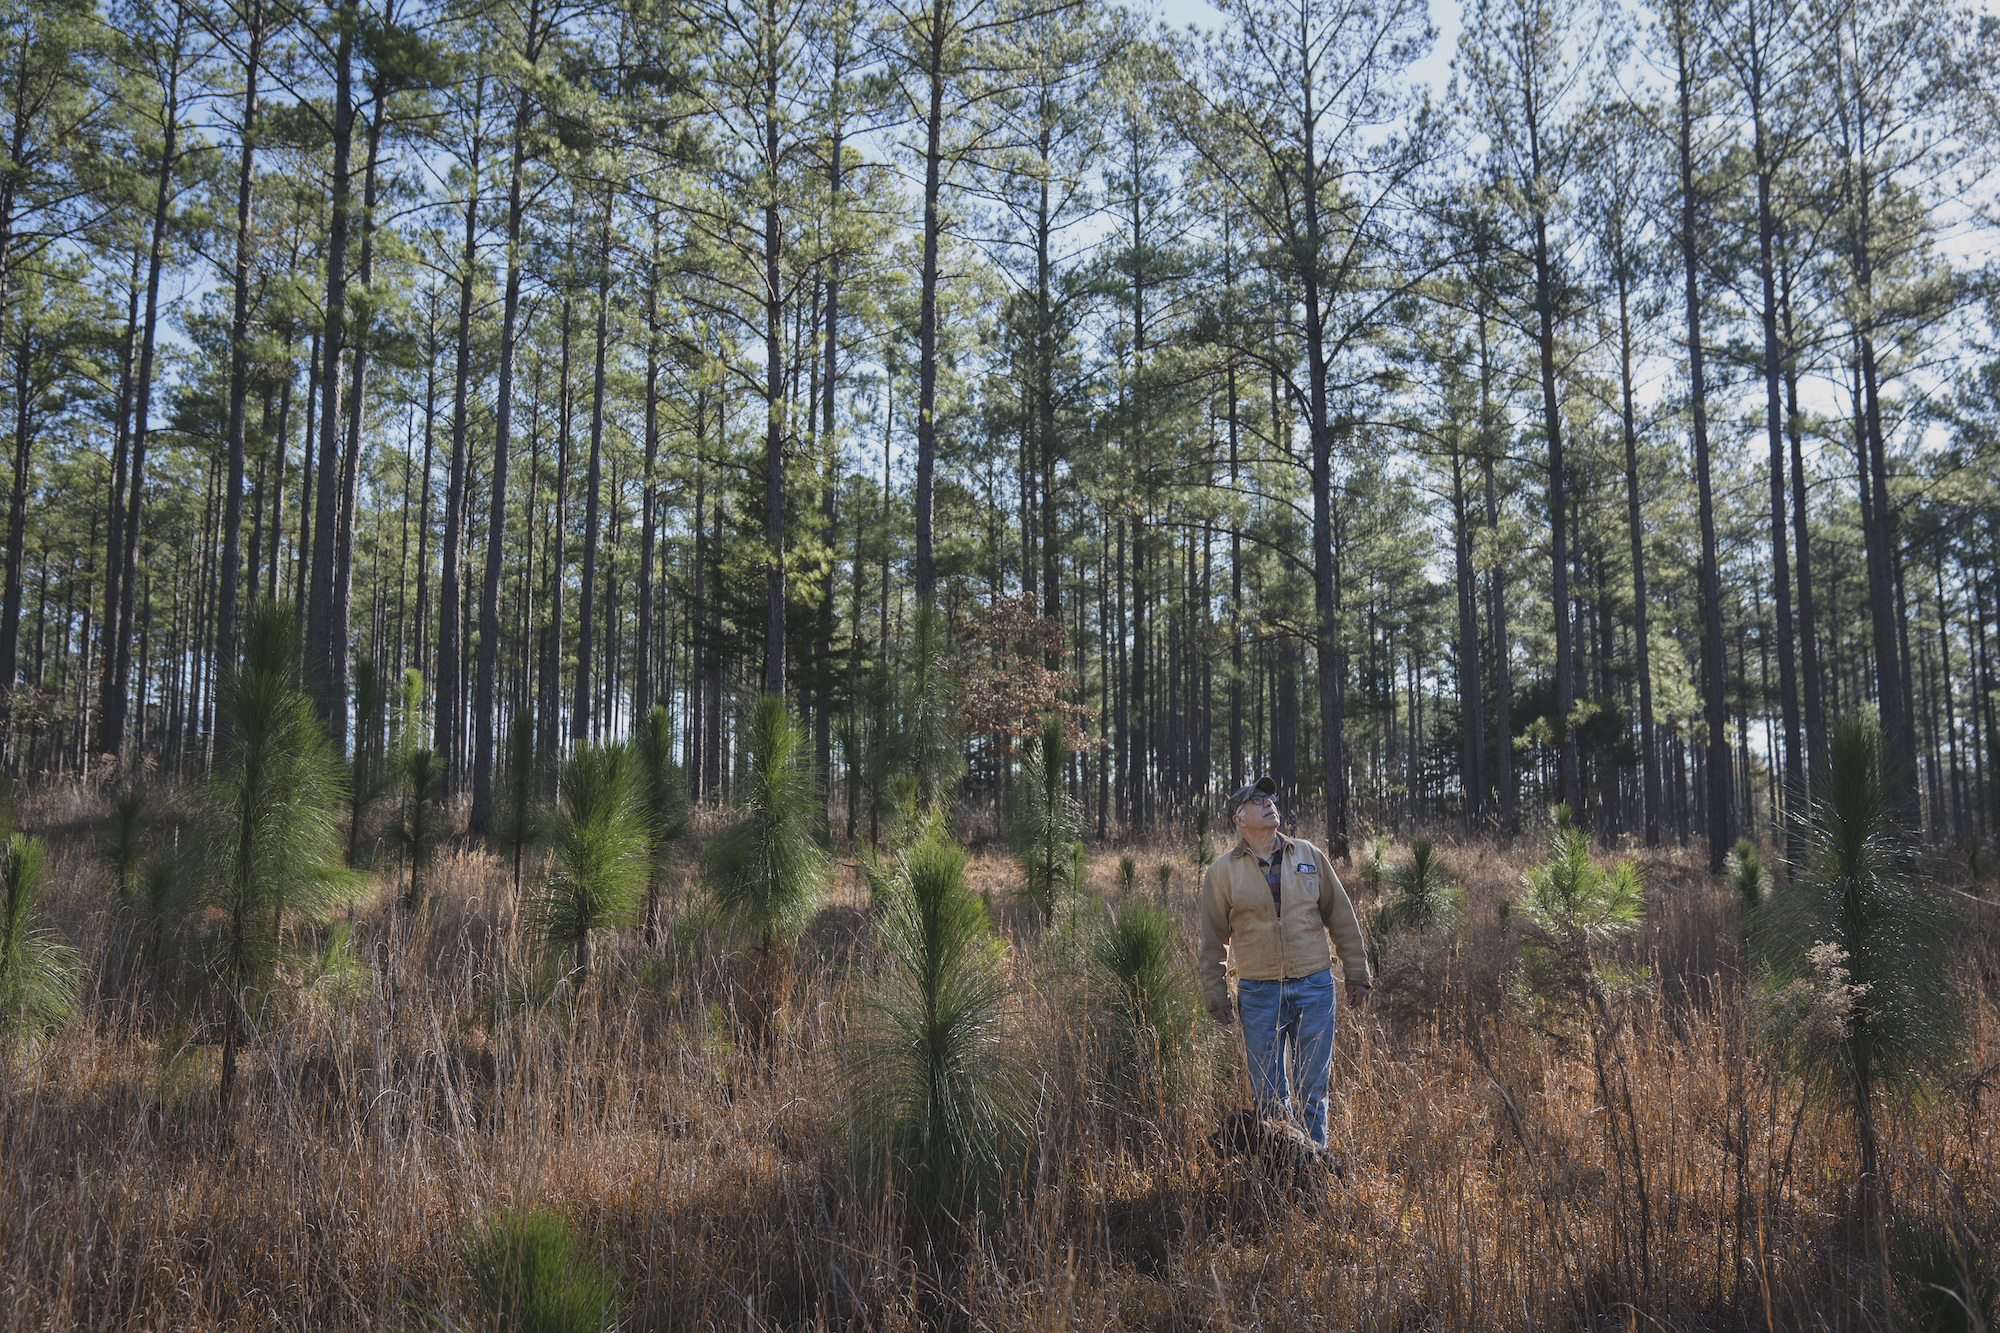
[1230, 833, 1293, 861]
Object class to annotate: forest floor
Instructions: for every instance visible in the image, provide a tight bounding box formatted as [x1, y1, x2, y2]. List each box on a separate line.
[3, 778, 1997, 1330]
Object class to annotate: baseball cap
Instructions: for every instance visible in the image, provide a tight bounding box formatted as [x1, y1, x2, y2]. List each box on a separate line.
[1226, 775, 1277, 812]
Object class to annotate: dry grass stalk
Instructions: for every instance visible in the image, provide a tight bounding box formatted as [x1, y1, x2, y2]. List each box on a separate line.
[0, 796, 1994, 1329]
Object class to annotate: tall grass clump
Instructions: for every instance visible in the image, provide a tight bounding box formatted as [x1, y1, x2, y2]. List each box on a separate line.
[633, 701, 690, 946]
[0, 833, 78, 1048]
[190, 601, 361, 1109]
[1006, 715, 1079, 925]
[1749, 714, 1963, 1216]
[1091, 898, 1198, 1099]
[846, 814, 1031, 1237]
[528, 742, 648, 982]
[460, 1204, 624, 1333]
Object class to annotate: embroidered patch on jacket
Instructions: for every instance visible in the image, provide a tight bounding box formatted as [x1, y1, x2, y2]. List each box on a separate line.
[1297, 863, 1316, 873]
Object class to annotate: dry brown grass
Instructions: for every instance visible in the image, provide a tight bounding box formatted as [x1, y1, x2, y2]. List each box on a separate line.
[3, 785, 1996, 1330]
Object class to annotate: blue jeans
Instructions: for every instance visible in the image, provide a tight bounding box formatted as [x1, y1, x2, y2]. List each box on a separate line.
[1236, 968, 1337, 1147]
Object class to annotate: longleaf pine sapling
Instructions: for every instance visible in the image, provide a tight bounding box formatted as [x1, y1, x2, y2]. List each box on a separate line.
[0, 833, 78, 1048]
[528, 742, 649, 982]
[191, 602, 362, 1110]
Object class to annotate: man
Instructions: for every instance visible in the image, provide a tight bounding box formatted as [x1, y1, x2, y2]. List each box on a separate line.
[1197, 775, 1371, 1148]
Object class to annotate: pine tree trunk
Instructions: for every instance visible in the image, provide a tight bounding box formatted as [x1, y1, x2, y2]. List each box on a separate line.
[635, 220, 661, 716]
[329, 107, 387, 750]
[1452, 446, 1482, 832]
[437, 75, 485, 797]
[575, 195, 611, 741]
[100, 24, 187, 763]
[1752, 92, 1803, 855]
[912, 2, 946, 609]
[1781, 262, 1824, 770]
[1676, 19, 1733, 870]
[540, 302, 572, 766]
[473, 69, 537, 833]
[1618, 271, 1660, 847]
[215, 0, 264, 668]
[306, 3, 357, 731]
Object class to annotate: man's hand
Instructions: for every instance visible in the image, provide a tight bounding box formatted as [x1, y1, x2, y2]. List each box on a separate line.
[1208, 1000, 1235, 1026]
[1345, 983, 1371, 1009]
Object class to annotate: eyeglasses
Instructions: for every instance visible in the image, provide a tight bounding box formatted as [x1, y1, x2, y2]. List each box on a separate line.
[1240, 795, 1277, 809]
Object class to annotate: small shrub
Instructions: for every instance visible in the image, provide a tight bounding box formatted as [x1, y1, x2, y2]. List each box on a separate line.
[1154, 862, 1172, 904]
[1359, 836, 1389, 894]
[191, 601, 364, 1109]
[1118, 854, 1136, 896]
[133, 857, 177, 969]
[1006, 716, 1080, 925]
[460, 1204, 624, 1333]
[304, 920, 368, 1007]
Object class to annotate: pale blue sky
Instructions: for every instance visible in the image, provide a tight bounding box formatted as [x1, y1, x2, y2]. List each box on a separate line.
[1149, 0, 1464, 102]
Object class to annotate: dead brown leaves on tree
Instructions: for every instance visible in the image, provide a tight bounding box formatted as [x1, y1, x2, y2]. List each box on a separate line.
[948, 592, 1096, 749]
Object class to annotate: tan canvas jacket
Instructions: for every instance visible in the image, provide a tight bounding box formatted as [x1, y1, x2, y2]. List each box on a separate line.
[1197, 834, 1371, 1012]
